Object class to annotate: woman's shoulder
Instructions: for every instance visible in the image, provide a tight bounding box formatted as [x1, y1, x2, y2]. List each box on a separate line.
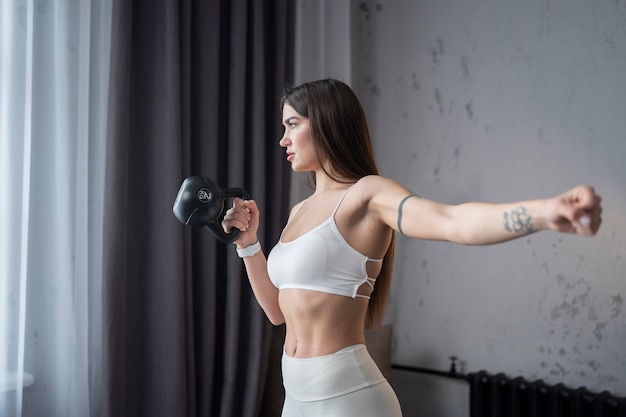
[292, 198, 309, 211]
[356, 175, 407, 195]
[354, 175, 416, 210]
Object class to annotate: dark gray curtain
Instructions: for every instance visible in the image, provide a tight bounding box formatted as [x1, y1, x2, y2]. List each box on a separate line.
[101, 1, 294, 416]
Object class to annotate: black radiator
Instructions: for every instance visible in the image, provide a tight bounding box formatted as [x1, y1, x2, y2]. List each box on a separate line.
[468, 370, 626, 417]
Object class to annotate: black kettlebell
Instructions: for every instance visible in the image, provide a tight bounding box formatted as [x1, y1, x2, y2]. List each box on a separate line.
[173, 176, 250, 243]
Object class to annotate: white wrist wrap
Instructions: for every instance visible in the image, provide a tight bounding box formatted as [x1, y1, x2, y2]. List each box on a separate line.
[236, 241, 261, 258]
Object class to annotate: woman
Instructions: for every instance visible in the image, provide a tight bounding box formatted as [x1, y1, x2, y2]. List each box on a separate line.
[222, 79, 602, 416]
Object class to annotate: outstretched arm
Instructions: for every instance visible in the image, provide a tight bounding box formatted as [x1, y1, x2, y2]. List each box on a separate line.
[367, 177, 602, 245]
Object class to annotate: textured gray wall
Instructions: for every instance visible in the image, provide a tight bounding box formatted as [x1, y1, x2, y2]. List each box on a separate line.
[349, 0, 626, 415]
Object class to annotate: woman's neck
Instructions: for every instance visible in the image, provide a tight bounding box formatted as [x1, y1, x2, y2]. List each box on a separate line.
[313, 172, 357, 193]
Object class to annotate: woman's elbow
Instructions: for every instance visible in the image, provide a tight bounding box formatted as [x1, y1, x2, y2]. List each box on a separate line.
[268, 314, 285, 326]
[265, 307, 285, 326]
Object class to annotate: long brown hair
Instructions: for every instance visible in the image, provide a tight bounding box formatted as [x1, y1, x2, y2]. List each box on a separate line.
[281, 79, 395, 329]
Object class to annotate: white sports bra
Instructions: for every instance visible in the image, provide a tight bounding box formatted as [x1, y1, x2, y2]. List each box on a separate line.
[266, 186, 382, 299]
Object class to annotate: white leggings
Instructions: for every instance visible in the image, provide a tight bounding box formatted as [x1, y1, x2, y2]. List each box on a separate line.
[281, 344, 403, 417]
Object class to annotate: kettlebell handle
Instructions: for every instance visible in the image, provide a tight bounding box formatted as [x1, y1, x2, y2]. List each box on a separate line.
[207, 187, 251, 243]
[173, 176, 250, 243]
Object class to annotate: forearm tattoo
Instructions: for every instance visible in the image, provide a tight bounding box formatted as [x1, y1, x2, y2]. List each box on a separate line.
[503, 206, 533, 233]
[397, 194, 417, 235]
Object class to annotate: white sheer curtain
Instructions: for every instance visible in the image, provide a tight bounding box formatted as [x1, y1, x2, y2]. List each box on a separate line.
[0, 1, 110, 416]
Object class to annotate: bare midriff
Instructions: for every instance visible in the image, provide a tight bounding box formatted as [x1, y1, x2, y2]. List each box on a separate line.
[279, 288, 369, 358]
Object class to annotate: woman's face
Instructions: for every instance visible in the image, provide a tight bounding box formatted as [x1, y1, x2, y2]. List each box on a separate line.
[279, 104, 319, 172]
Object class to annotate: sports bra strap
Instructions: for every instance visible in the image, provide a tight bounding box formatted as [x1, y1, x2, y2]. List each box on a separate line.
[330, 184, 357, 218]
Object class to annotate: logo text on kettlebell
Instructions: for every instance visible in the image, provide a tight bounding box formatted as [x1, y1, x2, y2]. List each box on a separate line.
[197, 188, 213, 203]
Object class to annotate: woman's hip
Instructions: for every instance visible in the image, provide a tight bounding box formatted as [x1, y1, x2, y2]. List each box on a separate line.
[281, 344, 387, 402]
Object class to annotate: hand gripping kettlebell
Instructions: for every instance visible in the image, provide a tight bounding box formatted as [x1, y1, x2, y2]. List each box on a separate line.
[173, 176, 250, 243]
